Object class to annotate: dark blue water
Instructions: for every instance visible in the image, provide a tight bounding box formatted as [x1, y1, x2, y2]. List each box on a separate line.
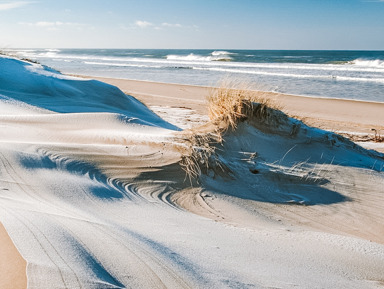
[10, 49, 384, 102]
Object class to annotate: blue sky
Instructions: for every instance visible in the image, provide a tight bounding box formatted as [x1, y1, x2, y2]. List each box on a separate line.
[1, 0, 384, 49]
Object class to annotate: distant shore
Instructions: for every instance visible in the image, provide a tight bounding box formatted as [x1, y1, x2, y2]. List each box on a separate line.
[86, 76, 384, 138]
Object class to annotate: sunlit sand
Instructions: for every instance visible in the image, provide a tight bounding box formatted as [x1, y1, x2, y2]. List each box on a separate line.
[1, 55, 384, 289]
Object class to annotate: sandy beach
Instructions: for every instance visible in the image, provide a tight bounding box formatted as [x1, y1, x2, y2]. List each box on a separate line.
[1, 56, 384, 288]
[90, 76, 384, 136]
[84, 76, 384, 245]
[0, 223, 26, 289]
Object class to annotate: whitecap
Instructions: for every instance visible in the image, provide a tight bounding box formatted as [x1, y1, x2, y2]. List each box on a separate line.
[211, 50, 235, 56]
[166, 53, 232, 62]
[351, 59, 384, 68]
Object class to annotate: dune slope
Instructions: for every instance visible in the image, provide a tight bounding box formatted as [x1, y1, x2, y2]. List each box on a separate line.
[1, 55, 384, 289]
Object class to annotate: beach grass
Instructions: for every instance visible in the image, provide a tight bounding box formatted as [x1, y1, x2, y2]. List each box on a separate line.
[207, 79, 281, 130]
[180, 79, 283, 182]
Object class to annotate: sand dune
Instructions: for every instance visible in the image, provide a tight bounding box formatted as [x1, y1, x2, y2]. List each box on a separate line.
[1, 55, 384, 288]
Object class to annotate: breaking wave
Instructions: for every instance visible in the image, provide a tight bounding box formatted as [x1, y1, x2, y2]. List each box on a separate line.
[211, 50, 235, 56]
[166, 51, 232, 62]
[350, 59, 384, 68]
[45, 49, 61, 52]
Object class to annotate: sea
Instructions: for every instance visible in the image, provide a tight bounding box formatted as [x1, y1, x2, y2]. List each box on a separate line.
[9, 49, 384, 103]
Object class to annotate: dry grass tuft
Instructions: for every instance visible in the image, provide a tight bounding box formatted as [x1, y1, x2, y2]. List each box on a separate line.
[207, 79, 281, 130]
[179, 79, 284, 183]
[179, 129, 231, 184]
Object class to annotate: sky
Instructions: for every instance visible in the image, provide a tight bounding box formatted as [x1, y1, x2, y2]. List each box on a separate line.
[1, 0, 384, 50]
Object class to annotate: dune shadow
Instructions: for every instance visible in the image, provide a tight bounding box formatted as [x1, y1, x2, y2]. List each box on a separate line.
[18, 151, 134, 201]
[210, 179, 348, 206]
[245, 105, 384, 171]
[191, 104, 384, 206]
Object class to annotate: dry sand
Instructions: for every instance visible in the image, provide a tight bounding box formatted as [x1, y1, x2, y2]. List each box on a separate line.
[90, 76, 384, 136]
[88, 76, 384, 243]
[0, 223, 26, 289]
[87, 76, 384, 246]
[2, 61, 384, 289]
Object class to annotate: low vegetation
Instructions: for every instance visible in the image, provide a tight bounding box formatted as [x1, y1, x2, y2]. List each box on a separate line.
[207, 80, 280, 130]
[179, 80, 282, 182]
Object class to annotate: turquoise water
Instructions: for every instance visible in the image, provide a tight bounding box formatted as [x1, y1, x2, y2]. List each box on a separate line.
[11, 49, 384, 102]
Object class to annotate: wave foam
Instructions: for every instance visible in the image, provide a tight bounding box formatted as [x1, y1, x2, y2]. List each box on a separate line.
[211, 50, 235, 56]
[83, 61, 162, 68]
[166, 52, 232, 62]
[193, 67, 384, 83]
[351, 59, 384, 68]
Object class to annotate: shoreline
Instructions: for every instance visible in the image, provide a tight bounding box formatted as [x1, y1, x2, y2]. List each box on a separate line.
[80, 75, 384, 105]
[85, 76, 384, 136]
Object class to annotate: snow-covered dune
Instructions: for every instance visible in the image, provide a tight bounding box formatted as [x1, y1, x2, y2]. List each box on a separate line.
[1, 55, 384, 289]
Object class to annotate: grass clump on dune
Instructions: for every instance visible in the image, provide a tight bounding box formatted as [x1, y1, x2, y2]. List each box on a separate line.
[207, 80, 282, 130]
[180, 80, 281, 182]
[179, 130, 227, 184]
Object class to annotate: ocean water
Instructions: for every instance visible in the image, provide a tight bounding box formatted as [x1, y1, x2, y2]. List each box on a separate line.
[9, 48, 384, 103]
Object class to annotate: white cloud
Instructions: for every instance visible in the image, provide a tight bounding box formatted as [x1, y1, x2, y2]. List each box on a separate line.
[35, 21, 62, 27]
[19, 21, 88, 31]
[161, 23, 182, 28]
[135, 20, 153, 28]
[0, 1, 32, 11]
